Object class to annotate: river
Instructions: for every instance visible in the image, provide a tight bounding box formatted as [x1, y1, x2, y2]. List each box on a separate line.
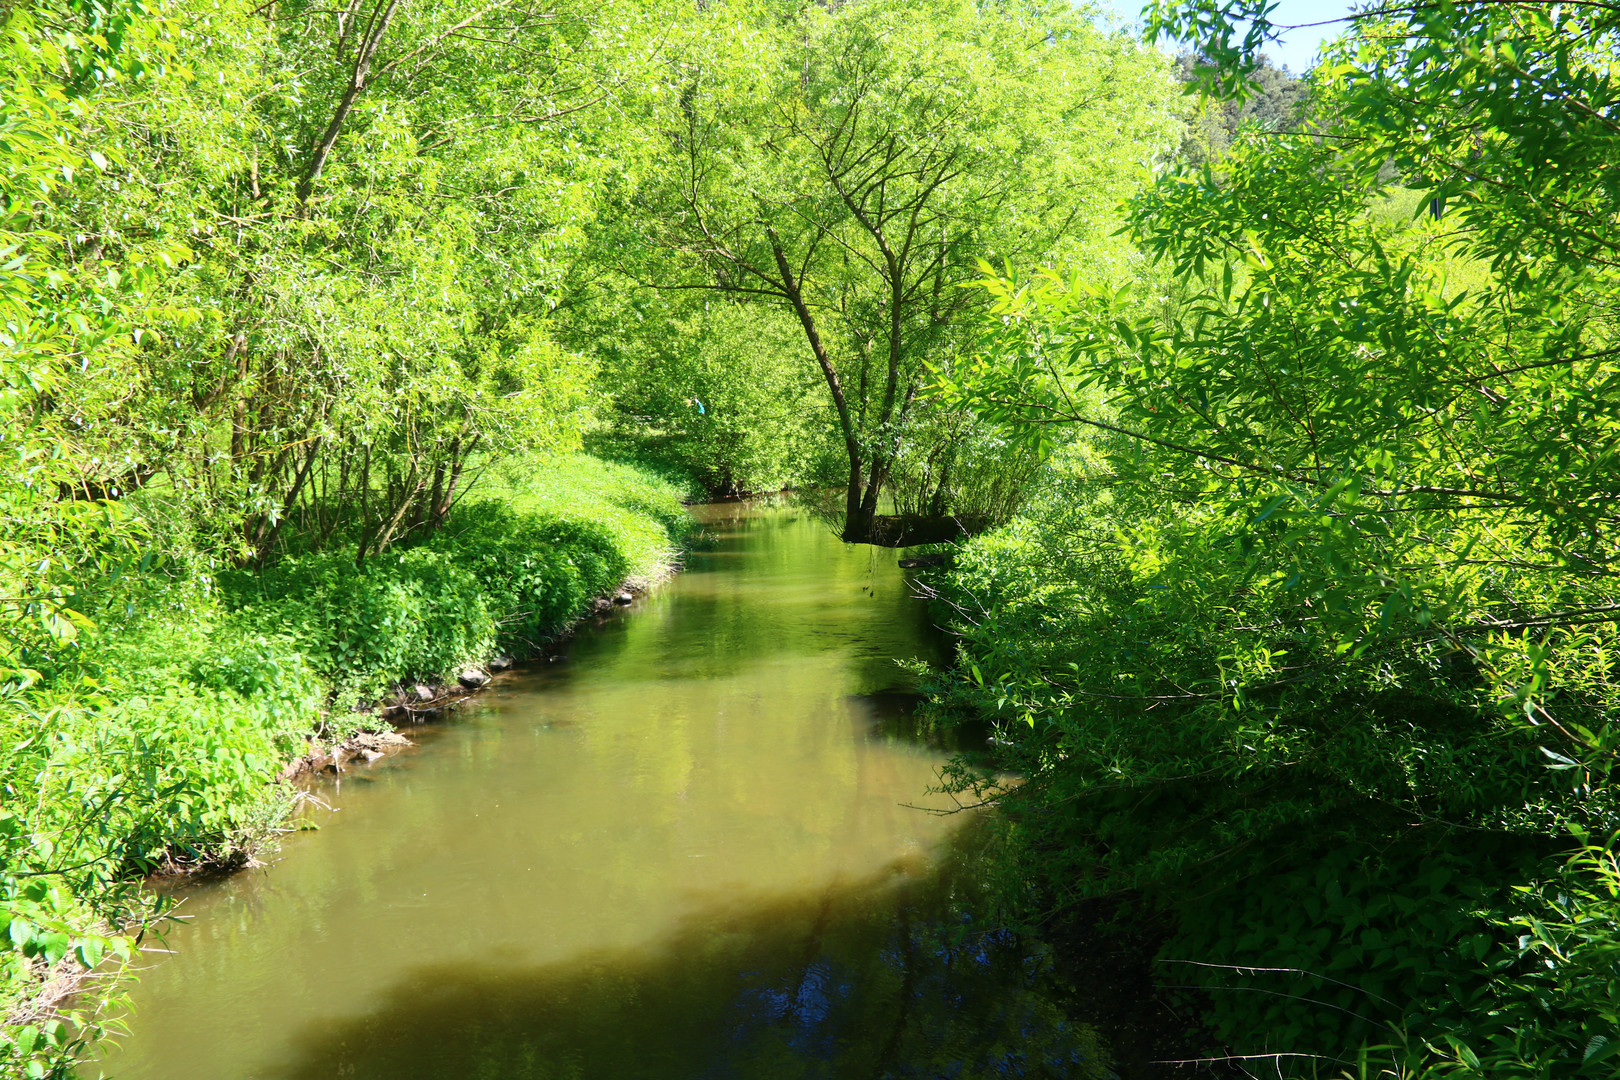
[93, 501, 1103, 1080]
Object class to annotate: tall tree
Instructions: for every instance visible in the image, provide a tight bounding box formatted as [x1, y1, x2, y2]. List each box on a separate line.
[931, 0, 1620, 1071]
[51, 0, 662, 565]
[633, 0, 1176, 543]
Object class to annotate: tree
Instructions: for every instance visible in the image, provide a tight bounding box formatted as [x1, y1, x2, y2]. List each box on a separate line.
[1173, 51, 1304, 165]
[1, 4, 181, 1072]
[3, 3, 678, 1067]
[39, 0, 665, 566]
[576, 293, 834, 496]
[632, 0, 1177, 543]
[930, 0, 1620, 1071]
[1, 0, 180, 673]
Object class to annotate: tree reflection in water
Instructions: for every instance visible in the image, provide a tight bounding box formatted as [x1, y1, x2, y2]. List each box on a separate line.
[272, 839, 1104, 1080]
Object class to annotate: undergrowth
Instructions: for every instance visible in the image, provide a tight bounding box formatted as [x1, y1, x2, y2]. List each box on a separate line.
[924, 454, 1620, 1078]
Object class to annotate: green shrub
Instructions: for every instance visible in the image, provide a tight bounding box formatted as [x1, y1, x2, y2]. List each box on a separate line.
[221, 548, 494, 694]
[0, 622, 328, 1072]
[925, 453, 1616, 1073]
[72, 625, 326, 865]
[1422, 842, 1620, 1079]
[475, 451, 697, 577]
[219, 456, 690, 689]
[430, 502, 625, 652]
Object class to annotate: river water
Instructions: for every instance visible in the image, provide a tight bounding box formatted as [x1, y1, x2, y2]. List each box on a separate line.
[93, 501, 1102, 1080]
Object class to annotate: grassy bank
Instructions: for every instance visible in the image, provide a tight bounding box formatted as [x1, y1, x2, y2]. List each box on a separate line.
[0, 453, 695, 1076]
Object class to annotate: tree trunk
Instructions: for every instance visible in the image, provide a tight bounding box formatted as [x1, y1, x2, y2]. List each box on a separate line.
[251, 434, 322, 565]
[843, 454, 889, 544]
[430, 438, 468, 532]
[298, 0, 400, 207]
[768, 231, 870, 540]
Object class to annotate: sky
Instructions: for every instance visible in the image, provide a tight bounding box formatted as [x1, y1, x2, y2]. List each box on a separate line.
[1259, 0, 1360, 73]
[1106, 0, 1360, 75]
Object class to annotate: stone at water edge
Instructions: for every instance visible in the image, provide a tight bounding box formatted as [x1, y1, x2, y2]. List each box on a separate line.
[352, 730, 411, 753]
[413, 684, 435, 702]
[458, 668, 490, 688]
[489, 655, 514, 671]
[613, 592, 634, 605]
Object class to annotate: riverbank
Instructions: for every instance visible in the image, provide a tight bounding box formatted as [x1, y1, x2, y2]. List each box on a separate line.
[0, 453, 697, 1077]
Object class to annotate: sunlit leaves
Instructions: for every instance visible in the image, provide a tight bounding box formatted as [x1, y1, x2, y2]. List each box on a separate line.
[931, 2, 1620, 1071]
[628, 0, 1180, 532]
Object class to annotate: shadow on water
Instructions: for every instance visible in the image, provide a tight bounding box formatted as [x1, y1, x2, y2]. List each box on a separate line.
[847, 690, 994, 757]
[268, 833, 1106, 1080]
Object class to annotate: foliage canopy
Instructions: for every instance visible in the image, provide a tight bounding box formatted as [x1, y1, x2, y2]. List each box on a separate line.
[630, 0, 1177, 541]
[931, 0, 1620, 1073]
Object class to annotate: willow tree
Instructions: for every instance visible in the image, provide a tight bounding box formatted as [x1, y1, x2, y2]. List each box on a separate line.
[50, 0, 661, 566]
[931, 0, 1620, 1071]
[632, 0, 1176, 543]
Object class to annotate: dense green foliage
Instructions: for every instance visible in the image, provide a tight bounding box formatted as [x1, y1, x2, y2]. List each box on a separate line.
[1174, 52, 1304, 165]
[9, 0, 641, 584]
[224, 454, 693, 694]
[623, 0, 1178, 540]
[930, 1, 1620, 1075]
[0, 0, 688, 1064]
[575, 297, 834, 496]
[18, 0, 1620, 1074]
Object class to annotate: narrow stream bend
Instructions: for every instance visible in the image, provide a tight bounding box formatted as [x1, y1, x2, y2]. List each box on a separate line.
[95, 502, 1101, 1080]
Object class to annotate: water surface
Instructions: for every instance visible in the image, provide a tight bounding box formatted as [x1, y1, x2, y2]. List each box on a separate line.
[95, 502, 1096, 1080]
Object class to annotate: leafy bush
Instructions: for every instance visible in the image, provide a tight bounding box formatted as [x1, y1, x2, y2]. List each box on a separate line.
[928, 0, 1620, 1068]
[471, 452, 697, 580]
[219, 453, 691, 690]
[925, 452, 1616, 1072]
[1424, 842, 1620, 1079]
[0, 624, 323, 1076]
[431, 503, 627, 652]
[222, 548, 496, 695]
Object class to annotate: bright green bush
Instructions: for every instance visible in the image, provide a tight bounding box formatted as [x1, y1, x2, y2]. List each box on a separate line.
[473, 452, 697, 580]
[22, 624, 326, 869]
[222, 548, 496, 695]
[0, 626, 323, 1076]
[432, 504, 624, 653]
[218, 453, 692, 690]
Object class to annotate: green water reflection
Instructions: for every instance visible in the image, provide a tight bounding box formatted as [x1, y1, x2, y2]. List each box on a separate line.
[92, 503, 1094, 1080]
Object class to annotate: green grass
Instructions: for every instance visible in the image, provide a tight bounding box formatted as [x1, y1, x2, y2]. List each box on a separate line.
[475, 452, 700, 582]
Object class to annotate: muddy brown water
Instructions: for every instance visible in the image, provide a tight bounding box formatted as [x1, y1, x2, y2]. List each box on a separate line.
[92, 501, 1101, 1080]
